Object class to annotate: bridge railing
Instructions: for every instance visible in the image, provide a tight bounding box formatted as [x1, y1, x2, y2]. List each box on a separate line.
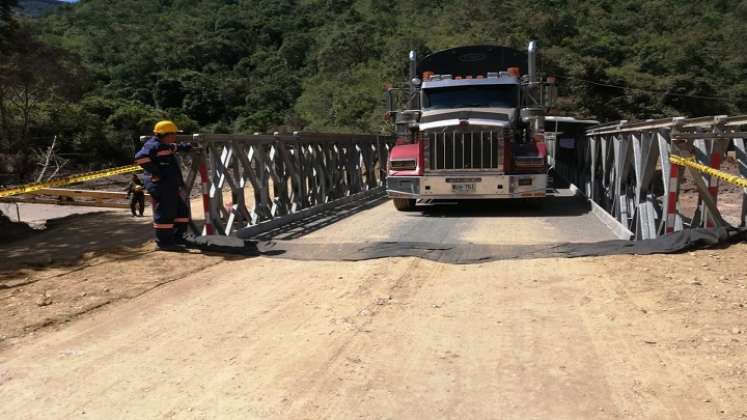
[552, 115, 747, 240]
[182, 133, 393, 236]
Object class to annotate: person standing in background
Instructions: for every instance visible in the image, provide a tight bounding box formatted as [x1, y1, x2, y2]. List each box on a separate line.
[125, 173, 145, 217]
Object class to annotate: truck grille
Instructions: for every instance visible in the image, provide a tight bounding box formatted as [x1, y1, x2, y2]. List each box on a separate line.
[424, 129, 505, 171]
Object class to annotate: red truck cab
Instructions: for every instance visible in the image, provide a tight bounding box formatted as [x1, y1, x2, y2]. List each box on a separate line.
[386, 42, 554, 211]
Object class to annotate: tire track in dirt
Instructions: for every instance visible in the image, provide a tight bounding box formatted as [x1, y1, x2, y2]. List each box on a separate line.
[0, 247, 224, 345]
[1, 198, 746, 419]
[578, 254, 740, 418]
[285, 257, 441, 418]
[1, 258, 324, 417]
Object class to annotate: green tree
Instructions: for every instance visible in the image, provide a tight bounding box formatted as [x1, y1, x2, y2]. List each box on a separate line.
[0, 0, 740, 180]
[0, 0, 18, 53]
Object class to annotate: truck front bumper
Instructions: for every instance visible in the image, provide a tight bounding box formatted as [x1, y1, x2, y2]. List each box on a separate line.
[387, 173, 547, 200]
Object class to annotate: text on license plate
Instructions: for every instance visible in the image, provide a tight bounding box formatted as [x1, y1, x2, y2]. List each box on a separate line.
[451, 183, 475, 193]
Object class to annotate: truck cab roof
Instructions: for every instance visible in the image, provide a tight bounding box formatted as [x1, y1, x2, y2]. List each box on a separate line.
[416, 45, 528, 79]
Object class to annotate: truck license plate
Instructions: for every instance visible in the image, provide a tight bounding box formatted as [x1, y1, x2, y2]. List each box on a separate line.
[451, 183, 475, 193]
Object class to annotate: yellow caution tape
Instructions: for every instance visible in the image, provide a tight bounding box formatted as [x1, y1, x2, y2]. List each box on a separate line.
[0, 164, 142, 198]
[670, 155, 747, 188]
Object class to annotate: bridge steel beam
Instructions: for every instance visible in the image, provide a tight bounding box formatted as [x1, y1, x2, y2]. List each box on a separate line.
[179, 133, 393, 236]
[734, 138, 747, 227]
[554, 115, 747, 239]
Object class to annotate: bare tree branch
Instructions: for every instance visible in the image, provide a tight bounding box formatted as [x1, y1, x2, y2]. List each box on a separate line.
[48, 153, 68, 179]
[36, 135, 57, 182]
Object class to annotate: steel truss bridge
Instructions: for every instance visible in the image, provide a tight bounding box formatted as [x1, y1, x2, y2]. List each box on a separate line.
[178, 115, 747, 241]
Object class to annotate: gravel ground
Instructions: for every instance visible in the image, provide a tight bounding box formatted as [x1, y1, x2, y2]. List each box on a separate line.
[0, 195, 745, 418]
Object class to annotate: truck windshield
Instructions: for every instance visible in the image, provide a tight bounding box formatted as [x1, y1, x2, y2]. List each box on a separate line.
[423, 85, 518, 109]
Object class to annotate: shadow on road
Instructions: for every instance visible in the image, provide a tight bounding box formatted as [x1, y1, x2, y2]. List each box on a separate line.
[0, 189, 599, 278]
[0, 191, 388, 278]
[250, 194, 388, 241]
[0, 210, 238, 280]
[417, 193, 591, 218]
[0, 212, 152, 274]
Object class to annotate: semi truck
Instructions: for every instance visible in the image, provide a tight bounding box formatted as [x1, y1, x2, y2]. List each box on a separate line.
[385, 41, 557, 211]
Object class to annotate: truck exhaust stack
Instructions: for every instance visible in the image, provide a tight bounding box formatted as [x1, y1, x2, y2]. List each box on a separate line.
[528, 41, 537, 83]
[409, 51, 418, 86]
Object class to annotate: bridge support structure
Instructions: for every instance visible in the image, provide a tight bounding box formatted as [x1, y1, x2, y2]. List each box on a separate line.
[553, 115, 747, 240]
[181, 133, 393, 236]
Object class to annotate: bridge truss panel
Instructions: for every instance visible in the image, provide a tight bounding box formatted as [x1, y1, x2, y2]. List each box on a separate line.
[180, 133, 393, 236]
[550, 115, 747, 240]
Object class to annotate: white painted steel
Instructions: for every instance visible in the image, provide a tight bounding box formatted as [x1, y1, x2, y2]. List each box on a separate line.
[564, 114, 747, 239]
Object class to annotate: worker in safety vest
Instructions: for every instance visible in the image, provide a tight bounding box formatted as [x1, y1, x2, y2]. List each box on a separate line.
[134, 120, 193, 250]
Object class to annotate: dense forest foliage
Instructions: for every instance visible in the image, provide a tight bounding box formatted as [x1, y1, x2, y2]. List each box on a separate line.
[1, 0, 747, 179]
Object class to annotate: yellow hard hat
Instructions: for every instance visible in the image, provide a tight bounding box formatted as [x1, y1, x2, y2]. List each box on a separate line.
[153, 120, 182, 135]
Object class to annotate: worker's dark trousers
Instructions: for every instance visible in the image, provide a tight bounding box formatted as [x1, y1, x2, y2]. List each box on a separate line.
[130, 192, 145, 216]
[151, 187, 190, 246]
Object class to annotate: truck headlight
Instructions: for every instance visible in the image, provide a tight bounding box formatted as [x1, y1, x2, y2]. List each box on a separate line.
[389, 159, 417, 171]
[513, 156, 545, 171]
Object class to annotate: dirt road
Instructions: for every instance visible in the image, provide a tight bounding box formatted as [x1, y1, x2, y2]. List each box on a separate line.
[1, 196, 746, 419]
[0, 202, 109, 226]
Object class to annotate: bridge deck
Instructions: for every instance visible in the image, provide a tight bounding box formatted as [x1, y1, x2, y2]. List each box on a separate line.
[257, 188, 616, 246]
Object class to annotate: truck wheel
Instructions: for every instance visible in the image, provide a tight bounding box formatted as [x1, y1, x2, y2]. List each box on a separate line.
[393, 198, 416, 211]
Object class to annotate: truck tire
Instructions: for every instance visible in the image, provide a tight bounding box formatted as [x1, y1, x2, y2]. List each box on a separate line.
[393, 198, 416, 211]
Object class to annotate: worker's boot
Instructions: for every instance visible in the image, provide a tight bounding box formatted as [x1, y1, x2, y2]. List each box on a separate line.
[156, 228, 185, 252]
[173, 225, 197, 247]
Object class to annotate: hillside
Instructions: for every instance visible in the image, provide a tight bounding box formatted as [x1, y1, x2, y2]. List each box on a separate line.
[2, 0, 747, 173]
[18, 0, 64, 17]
